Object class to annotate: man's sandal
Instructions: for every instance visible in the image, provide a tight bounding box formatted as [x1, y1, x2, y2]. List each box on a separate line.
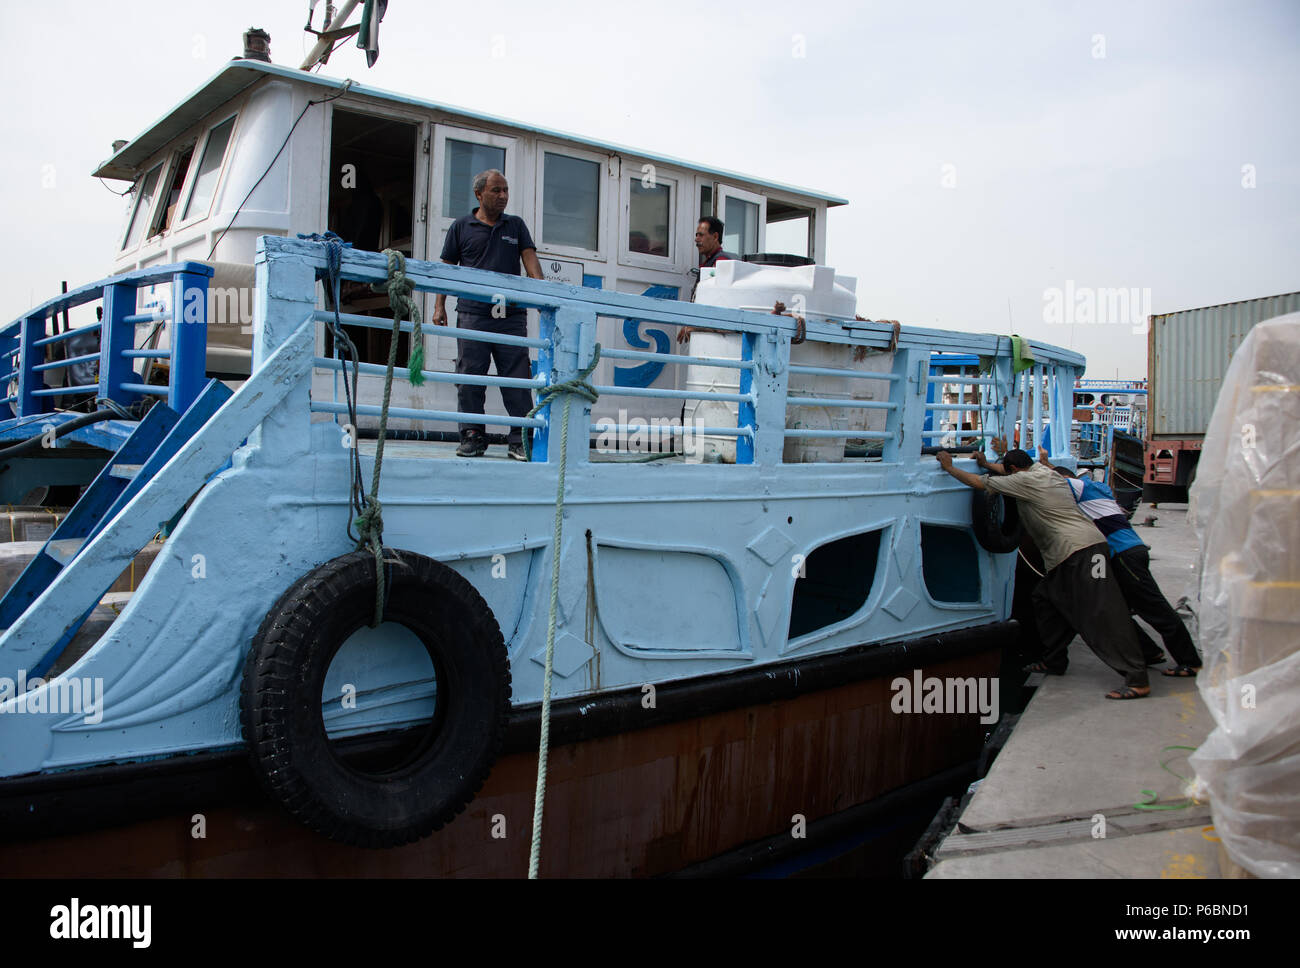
[1105, 686, 1151, 700]
[1161, 665, 1200, 677]
[1022, 661, 1064, 675]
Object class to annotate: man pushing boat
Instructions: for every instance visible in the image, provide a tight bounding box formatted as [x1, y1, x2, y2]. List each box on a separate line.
[935, 443, 1152, 700]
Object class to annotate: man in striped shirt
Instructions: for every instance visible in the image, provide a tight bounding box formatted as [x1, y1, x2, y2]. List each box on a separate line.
[1039, 448, 1202, 677]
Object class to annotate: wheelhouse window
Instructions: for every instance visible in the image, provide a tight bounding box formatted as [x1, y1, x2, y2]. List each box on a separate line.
[182, 115, 236, 221]
[628, 180, 671, 256]
[122, 163, 163, 250]
[541, 151, 600, 252]
[442, 139, 505, 220]
[723, 196, 759, 257]
[765, 199, 814, 259]
[151, 145, 196, 237]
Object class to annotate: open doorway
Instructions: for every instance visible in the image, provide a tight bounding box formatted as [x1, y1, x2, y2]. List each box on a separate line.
[327, 109, 418, 364]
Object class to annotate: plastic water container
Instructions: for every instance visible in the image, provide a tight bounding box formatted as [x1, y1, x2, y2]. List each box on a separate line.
[686, 262, 889, 462]
[687, 261, 892, 462]
[682, 332, 743, 462]
[696, 260, 858, 318]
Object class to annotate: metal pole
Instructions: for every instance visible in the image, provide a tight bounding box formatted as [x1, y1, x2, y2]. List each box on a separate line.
[299, 0, 362, 70]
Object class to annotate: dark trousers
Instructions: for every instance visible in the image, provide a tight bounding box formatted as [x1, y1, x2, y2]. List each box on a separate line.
[1034, 543, 1149, 688]
[455, 311, 534, 446]
[1114, 545, 1201, 668]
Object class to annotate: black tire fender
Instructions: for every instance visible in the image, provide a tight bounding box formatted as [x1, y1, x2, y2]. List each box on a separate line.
[971, 488, 1023, 554]
[240, 548, 511, 848]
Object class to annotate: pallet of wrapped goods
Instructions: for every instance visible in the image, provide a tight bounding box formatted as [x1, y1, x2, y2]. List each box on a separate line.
[0, 539, 162, 597]
[1188, 311, 1300, 879]
[0, 506, 67, 544]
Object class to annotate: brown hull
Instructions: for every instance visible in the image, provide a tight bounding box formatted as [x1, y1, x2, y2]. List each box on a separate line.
[0, 646, 999, 878]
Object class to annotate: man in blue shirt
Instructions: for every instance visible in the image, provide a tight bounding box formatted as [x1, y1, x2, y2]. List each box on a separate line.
[434, 169, 544, 459]
[1039, 448, 1202, 676]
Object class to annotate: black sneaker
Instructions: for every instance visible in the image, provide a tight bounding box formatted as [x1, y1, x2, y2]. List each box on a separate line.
[456, 433, 487, 457]
[507, 442, 528, 461]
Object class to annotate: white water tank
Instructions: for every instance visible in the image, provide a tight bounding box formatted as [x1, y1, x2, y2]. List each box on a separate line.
[695, 260, 858, 319]
[686, 262, 891, 462]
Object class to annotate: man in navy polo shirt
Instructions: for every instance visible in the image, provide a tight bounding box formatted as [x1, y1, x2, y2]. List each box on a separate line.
[433, 169, 544, 459]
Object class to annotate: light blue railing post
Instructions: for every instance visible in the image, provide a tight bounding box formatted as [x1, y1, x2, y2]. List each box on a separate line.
[169, 266, 212, 413]
[532, 308, 557, 463]
[1048, 365, 1067, 460]
[1031, 363, 1045, 451]
[882, 347, 923, 461]
[0, 329, 17, 416]
[747, 330, 788, 465]
[253, 240, 315, 461]
[537, 305, 595, 466]
[1017, 369, 1031, 451]
[990, 354, 1015, 453]
[735, 332, 756, 465]
[19, 312, 49, 418]
[99, 283, 140, 409]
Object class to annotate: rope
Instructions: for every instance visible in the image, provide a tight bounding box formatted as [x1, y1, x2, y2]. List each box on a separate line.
[352, 248, 426, 626]
[299, 235, 420, 627]
[371, 249, 425, 387]
[1134, 745, 1200, 811]
[527, 343, 601, 879]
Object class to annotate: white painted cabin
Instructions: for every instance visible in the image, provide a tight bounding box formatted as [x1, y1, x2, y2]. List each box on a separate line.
[95, 59, 845, 434]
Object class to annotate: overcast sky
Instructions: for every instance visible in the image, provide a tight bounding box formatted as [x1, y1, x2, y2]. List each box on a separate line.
[2, 0, 1296, 378]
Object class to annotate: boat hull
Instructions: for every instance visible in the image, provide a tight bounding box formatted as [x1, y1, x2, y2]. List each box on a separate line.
[0, 626, 1005, 877]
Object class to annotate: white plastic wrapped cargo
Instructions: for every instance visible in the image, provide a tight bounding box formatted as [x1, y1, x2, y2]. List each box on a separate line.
[688, 261, 887, 462]
[1188, 311, 1300, 878]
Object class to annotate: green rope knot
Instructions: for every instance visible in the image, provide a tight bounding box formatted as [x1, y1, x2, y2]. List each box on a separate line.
[354, 499, 384, 549]
[371, 249, 425, 385]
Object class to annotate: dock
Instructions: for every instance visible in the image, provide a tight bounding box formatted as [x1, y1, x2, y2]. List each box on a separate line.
[926, 504, 1224, 878]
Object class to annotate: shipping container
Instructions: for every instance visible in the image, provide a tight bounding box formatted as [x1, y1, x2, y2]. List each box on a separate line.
[1144, 291, 1300, 501]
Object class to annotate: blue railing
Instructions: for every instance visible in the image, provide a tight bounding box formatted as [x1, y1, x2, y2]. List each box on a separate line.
[0, 263, 213, 421]
[256, 237, 1086, 467]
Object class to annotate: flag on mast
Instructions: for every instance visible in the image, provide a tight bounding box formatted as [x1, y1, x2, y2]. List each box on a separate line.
[357, 0, 388, 66]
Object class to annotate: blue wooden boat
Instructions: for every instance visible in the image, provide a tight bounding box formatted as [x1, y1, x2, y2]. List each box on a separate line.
[0, 50, 1085, 876]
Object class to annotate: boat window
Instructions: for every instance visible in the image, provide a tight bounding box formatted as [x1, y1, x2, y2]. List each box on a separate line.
[713, 185, 766, 257]
[442, 139, 505, 220]
[151, 145, 196, 237]
[699, 184, 713, 218]
[183, 115, 236, 221]
[765, 199, 813, 259]
[788, 529, 884, 639]
[122, 163, 163, 250]
[540, 151, 600, 252]
[920, 525, 982, 603]
[723, 196, 759, 257]
[628, 180, 671, 257]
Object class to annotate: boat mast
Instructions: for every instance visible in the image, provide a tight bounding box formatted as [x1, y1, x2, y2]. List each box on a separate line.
[300, 0, 371, 71]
